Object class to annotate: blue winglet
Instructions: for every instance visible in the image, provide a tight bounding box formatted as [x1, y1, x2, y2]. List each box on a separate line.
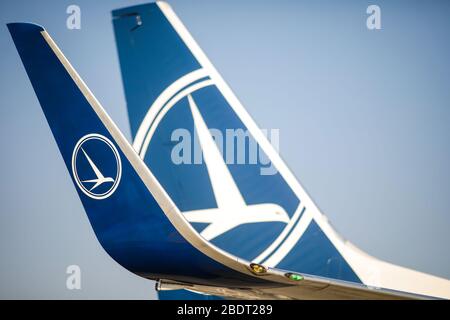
[7, 22, 273, 288]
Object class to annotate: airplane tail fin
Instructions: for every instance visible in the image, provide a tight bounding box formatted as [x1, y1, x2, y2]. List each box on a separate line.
[112, 1, 358, 280]
[7, 3, 450, 299]
[111, 2, 450, 299]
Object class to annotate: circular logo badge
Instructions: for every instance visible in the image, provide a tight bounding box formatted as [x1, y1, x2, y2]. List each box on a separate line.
[71, 134, 122, 200]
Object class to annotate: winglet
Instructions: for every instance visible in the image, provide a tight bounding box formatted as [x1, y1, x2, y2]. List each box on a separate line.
[7, 22, 44, 33]
[7, 21, 280, 289]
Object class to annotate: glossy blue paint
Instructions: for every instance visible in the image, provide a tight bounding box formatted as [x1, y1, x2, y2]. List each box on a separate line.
[112, 3, 201, 137]
[113, 2, 300, 263]
[7, 22, 277, 288]
[112, 2, 361, 288]
[277, 220, 361, 283]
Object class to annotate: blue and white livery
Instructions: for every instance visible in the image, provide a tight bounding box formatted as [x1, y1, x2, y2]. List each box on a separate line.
[7, 1, 450, 299]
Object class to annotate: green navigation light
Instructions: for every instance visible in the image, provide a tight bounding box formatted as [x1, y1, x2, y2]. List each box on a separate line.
[286, 273, 303, 281]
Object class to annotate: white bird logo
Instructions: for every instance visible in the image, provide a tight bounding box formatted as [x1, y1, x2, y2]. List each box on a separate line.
[182, 94, 290, 240]
[80, 147, 114, 191]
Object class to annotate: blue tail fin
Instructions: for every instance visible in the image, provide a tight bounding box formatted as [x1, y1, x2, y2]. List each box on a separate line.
[112, 2, 361, 285]
[9, 10, 450, 300]
[111, 3, 450, 299]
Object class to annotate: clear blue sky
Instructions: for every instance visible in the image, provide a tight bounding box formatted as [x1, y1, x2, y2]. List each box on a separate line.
[0, 0, 449, 299]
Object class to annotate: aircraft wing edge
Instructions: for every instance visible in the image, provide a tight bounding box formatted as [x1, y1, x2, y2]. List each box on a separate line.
[37, 24, 432, 299]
